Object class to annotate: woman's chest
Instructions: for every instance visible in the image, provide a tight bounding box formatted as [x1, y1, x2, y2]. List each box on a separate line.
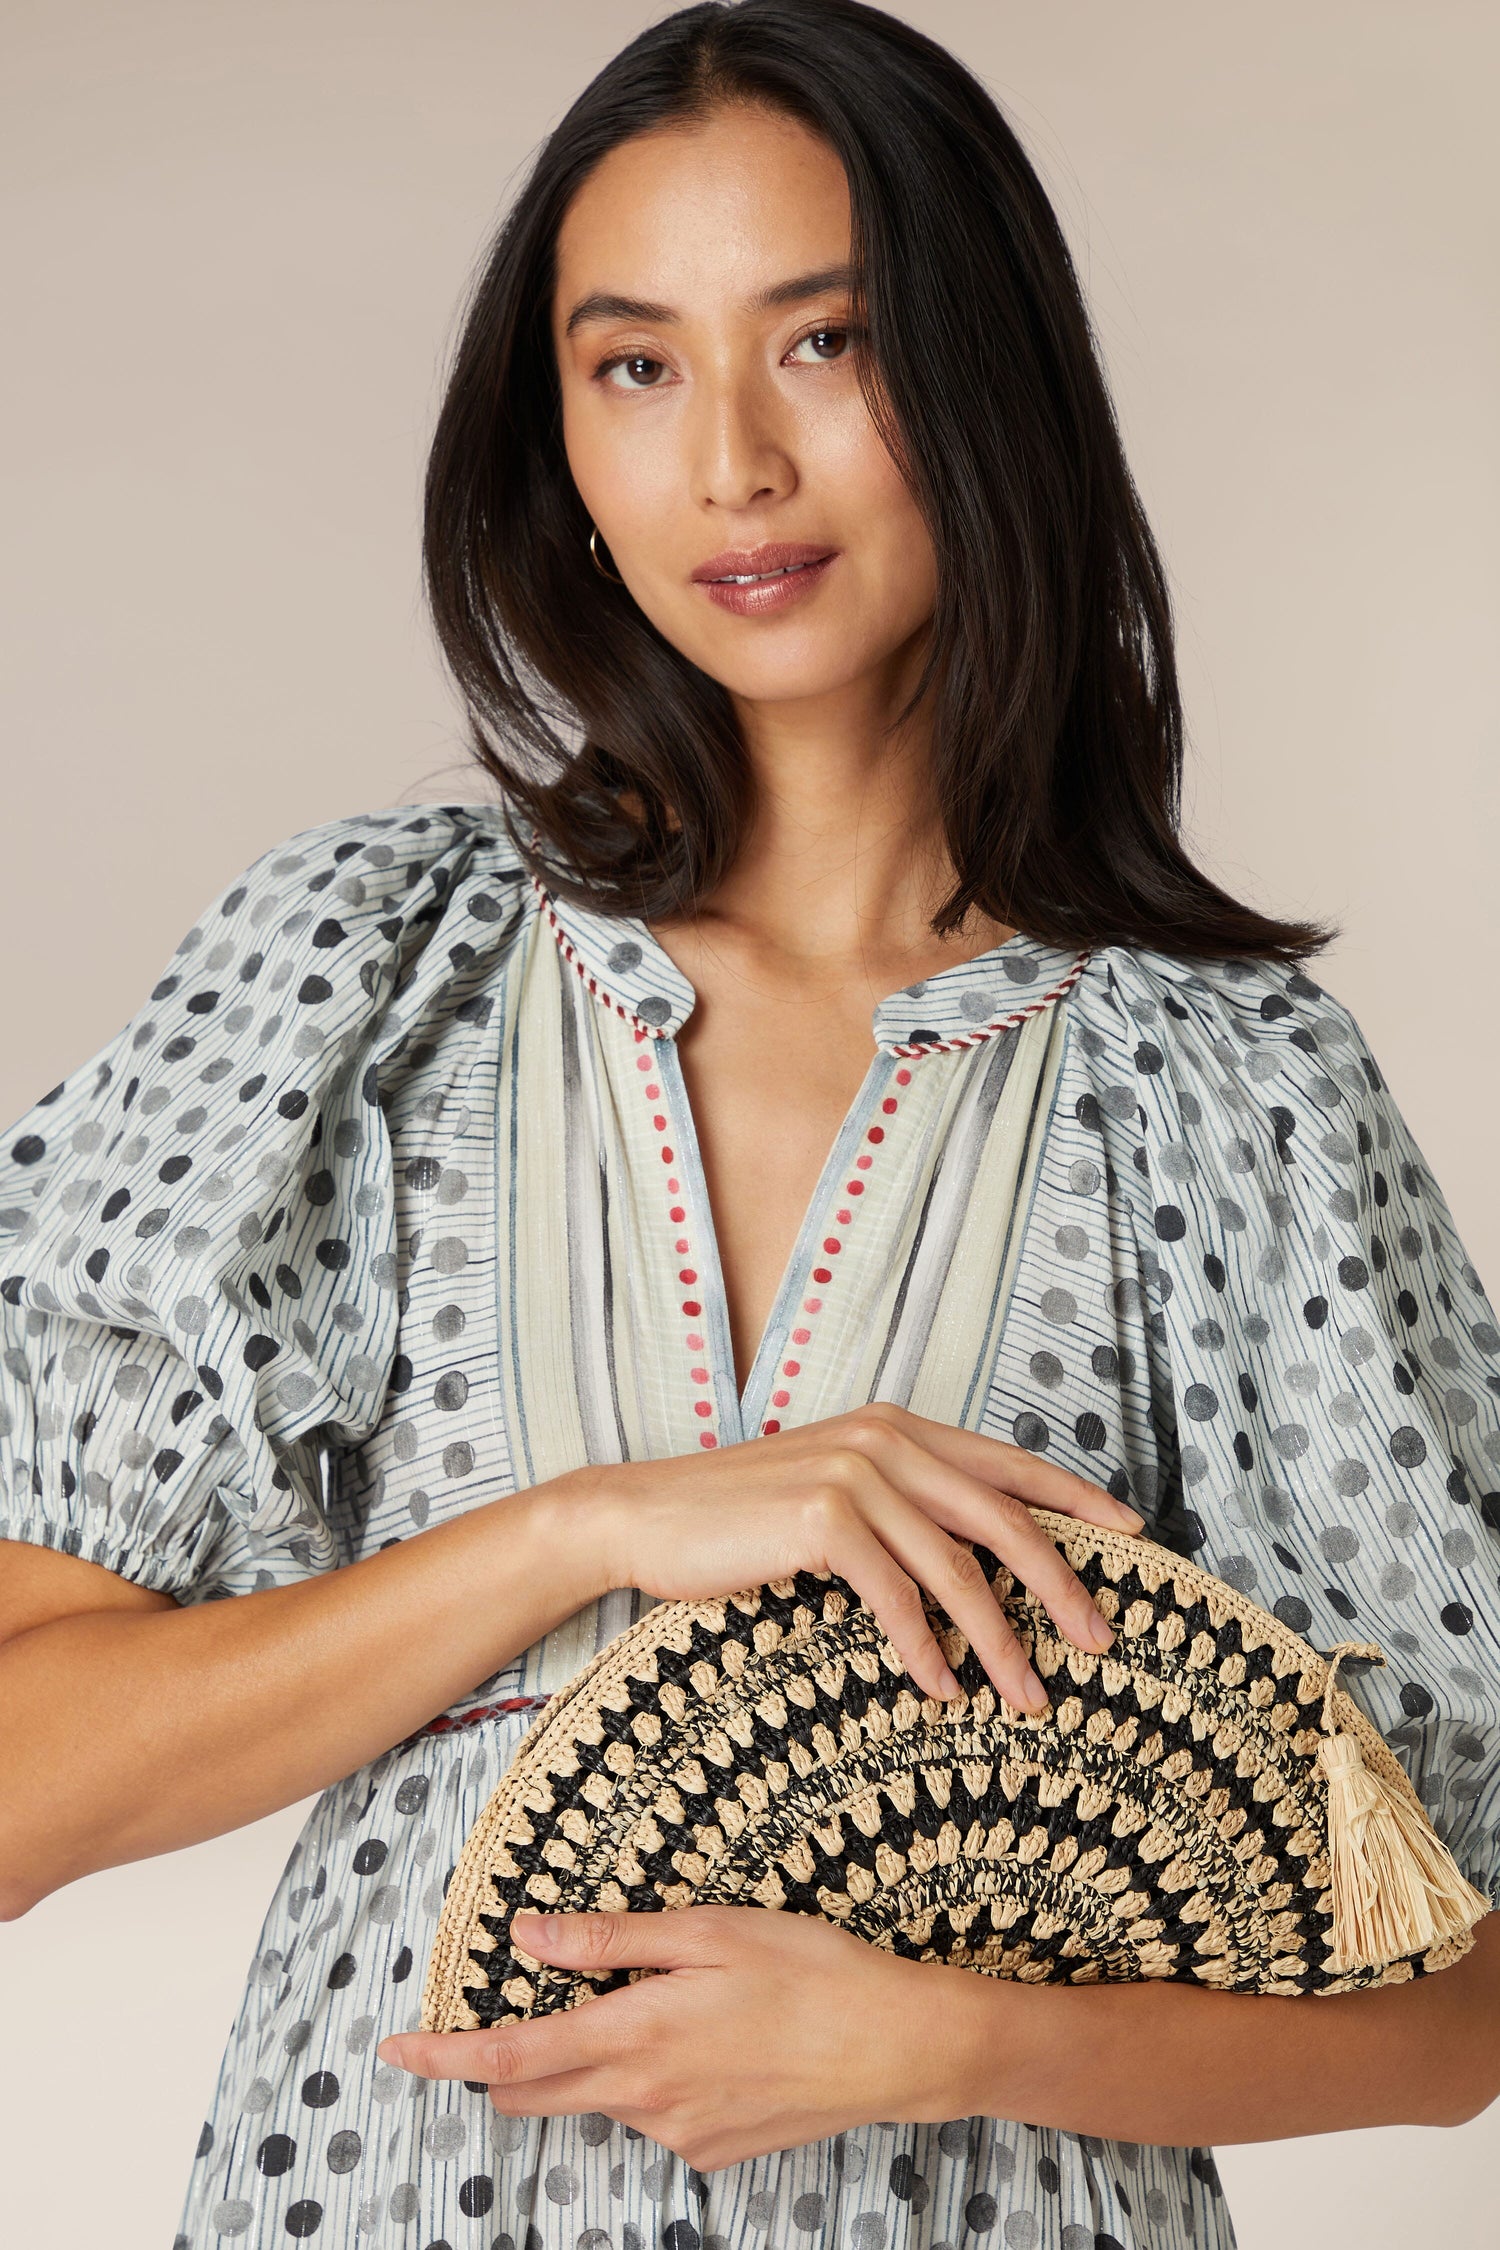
[325, 926, 1164, 1695]
[349, 922, 1067, 1502]
[670, 986, 894, 1403]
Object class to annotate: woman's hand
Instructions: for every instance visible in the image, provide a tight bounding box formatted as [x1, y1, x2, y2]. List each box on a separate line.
[379, 1903, 997, 2169]
[574, 1400, 1143, 1712]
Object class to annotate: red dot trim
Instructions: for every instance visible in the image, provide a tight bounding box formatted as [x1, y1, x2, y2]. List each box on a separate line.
[741, 964, 1095, 1429]
[621, 1038, 721, 1448]
[757, 1064, 909, 1434]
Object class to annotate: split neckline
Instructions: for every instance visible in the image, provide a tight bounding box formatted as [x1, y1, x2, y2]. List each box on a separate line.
[529, 870, 1092, 1057]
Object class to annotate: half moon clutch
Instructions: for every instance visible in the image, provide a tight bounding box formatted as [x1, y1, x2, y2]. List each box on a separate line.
[421, 1506, 1491, 2032]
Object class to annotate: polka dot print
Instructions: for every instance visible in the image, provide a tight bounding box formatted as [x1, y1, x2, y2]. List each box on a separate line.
[0, 801, 1494, 2250]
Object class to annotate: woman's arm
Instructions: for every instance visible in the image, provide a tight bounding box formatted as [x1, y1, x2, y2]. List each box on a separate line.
[0, 1473, 605, 1919]
[379, 1901, 1500, 2170]
[0, 1406, 1137, 1921]
[951, 1902, 1500, 2141]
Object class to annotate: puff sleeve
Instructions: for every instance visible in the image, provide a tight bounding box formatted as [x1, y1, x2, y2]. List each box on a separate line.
[0, 805, 506, 1606]
[1112, 948, 1500, 1912]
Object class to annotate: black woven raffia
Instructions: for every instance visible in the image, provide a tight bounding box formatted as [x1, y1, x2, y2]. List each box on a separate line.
[421, 1518, 1476, 2033]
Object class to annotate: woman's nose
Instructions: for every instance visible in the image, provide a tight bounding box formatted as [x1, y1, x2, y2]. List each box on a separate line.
[687, 368, 797, 513]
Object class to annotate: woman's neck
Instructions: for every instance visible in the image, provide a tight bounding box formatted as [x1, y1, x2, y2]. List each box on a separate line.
[653, 690, 1016, 980]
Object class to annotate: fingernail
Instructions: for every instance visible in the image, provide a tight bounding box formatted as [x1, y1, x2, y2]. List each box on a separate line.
[1116, 1505, 1145, 1530]
[1086, 1610, 1115, 1650]
[513, 1910, 553, 1933]
[1021, 1665, 1048, 1711]
[938, 1665, 962, 1699]
[378, 2041, 404, 2067]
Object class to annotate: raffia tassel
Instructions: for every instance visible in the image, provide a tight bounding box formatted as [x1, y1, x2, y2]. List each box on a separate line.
[1316, 1641, 1492, 1972]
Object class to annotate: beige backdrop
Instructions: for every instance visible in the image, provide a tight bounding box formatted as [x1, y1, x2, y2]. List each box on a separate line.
[2, 3, 1496, 2243]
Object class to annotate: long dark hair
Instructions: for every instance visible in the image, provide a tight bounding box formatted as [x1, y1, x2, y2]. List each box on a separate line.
[423, 0, 1335, 964]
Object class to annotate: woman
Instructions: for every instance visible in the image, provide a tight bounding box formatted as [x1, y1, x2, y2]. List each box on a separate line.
[2, 2, 1496, 2245]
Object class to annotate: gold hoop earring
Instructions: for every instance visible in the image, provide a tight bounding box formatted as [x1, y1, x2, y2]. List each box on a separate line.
[589, 525, 624, 584]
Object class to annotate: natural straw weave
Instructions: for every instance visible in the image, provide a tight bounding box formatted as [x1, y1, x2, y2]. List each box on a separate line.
[421, 1507, 1483, 2032]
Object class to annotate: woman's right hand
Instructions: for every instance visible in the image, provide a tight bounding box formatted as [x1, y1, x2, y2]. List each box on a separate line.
[569, 1401, 1147, 1715]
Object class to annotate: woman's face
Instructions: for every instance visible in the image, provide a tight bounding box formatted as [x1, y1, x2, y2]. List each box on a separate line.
[550, 103, 937, 715]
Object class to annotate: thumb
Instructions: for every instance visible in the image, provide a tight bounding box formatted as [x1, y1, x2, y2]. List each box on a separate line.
[509, 1903, 724, 1971]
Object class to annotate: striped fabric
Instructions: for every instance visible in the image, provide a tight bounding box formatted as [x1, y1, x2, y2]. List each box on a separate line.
[1, 797, 1496, 2250]
[496, 890, 1073, 1698]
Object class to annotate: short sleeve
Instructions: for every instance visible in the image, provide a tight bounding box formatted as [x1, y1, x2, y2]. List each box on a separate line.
[0, 805, 504, 1605]
[1120, 951, 1500, 1912]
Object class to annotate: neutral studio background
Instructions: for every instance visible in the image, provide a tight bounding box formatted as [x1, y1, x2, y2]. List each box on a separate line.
[1, 3, 1496, 2244]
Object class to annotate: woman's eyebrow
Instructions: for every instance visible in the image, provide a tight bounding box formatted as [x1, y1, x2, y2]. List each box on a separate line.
[563, 262, 854, 337]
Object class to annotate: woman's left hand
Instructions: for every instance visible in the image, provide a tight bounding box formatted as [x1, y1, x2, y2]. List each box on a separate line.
[378, 1904, 994, 2170]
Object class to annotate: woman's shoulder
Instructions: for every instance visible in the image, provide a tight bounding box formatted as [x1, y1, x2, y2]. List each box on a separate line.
[2, 798, 537, 1229]
[50, 794, 529, 1038]
[208, 797, 532, 932]
[201, 796, 536, 1021]
[1060, 935, 1409, 1219]
[1070, 935, 1372, 1086]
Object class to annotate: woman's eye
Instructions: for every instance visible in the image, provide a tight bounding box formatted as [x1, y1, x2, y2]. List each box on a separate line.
[600, 354, 670, 390]
[787, 326, 849, 364]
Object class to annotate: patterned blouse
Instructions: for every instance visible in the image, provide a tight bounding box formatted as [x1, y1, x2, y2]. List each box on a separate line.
[2, 798, 1496, 2250]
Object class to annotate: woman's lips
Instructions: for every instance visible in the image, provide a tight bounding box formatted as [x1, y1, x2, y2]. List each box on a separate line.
[694, 552, 838, 617]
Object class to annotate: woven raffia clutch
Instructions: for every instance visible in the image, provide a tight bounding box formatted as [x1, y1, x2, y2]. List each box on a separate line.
[421, 1507, 1490, 2032]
